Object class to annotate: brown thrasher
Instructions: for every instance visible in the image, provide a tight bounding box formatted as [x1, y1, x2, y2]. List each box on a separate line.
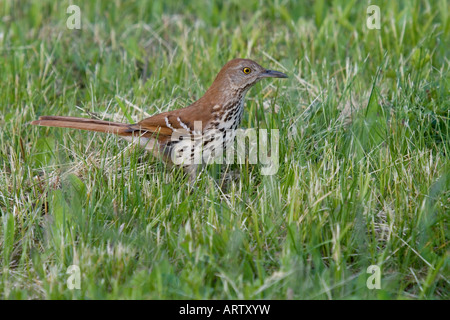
[31, 59, 287, 179]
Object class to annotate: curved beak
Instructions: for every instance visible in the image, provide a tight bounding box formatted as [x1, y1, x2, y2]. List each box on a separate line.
[260, 69, 288, 79]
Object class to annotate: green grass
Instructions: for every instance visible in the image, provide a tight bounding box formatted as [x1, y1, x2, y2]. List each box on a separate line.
[0, 0, 448, 299]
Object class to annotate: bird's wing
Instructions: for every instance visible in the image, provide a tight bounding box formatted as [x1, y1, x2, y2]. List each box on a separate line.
[128, 111, 200, 142]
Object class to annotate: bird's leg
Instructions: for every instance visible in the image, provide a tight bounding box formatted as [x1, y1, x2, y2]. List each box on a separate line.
[184, 164, 199, 183]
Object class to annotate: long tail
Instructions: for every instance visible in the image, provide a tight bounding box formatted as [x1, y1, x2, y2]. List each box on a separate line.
[31, 116, 134, 136]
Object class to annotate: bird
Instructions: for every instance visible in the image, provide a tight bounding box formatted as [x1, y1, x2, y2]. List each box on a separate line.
[31, 58, 288, 180]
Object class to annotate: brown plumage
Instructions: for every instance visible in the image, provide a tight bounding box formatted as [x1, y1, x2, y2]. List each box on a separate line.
[31, 58, 288, 179]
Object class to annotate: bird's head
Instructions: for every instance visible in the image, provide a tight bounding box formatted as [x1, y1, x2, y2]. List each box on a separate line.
[211, 58, 288, 93]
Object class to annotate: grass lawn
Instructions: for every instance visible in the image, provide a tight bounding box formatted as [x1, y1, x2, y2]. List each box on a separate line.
[0, 0, 448, 299]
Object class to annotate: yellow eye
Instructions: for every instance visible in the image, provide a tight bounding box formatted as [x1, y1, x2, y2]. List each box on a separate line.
[243, 67, 252, 74]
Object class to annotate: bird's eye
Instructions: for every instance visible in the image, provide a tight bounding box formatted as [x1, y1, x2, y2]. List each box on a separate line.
[243, 67, 252, 74]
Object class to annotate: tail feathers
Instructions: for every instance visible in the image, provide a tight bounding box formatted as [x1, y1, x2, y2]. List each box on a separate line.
[31, 116, 133, 136]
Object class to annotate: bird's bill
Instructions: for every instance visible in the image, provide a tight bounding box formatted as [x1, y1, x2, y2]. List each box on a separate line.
[260, 69, 288, 78]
